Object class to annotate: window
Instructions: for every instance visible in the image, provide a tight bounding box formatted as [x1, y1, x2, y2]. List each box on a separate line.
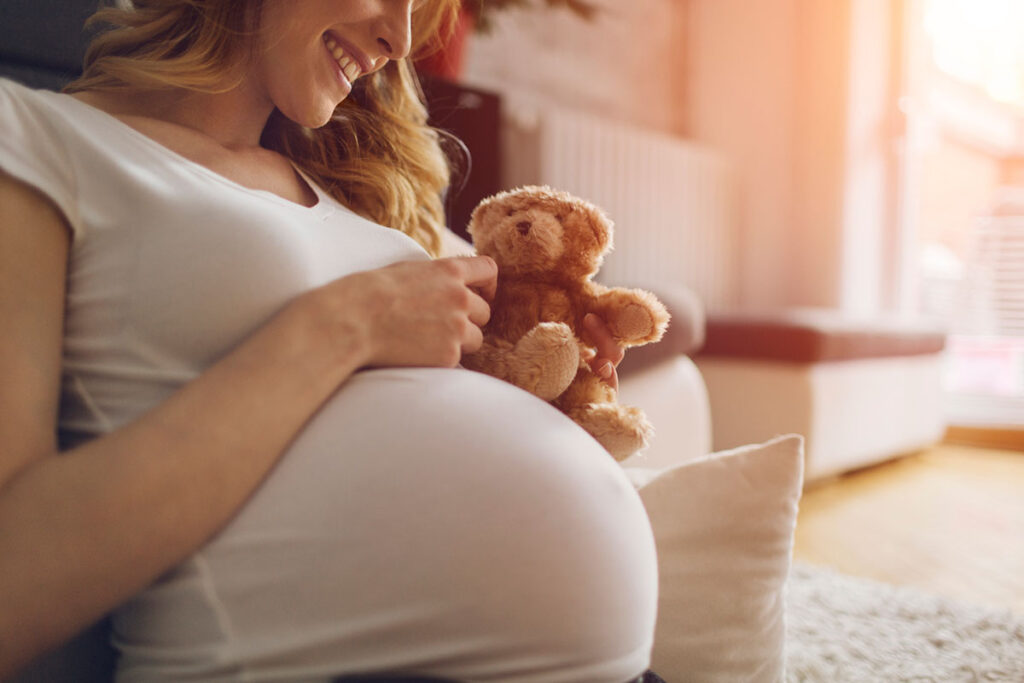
[902, 0, 1024, 427]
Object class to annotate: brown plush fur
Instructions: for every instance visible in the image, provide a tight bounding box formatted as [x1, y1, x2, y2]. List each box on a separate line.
[461, 186, 670, 460]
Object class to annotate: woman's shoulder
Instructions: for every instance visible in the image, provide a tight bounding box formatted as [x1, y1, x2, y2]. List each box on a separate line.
[0, 76, 43, 101]
[0, 77, 87, 155]
[0, 77, 68, 122]
[0, 78, 89, 239]
[0, 78, 130, 150]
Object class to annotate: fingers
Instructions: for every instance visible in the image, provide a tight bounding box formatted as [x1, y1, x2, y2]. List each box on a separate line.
[328, 258, 498, 369]
[441, 255, 498, 301]
[466, 289, 491, 328]
[433, 257, 492, 328]
[584, 313, 625, 366]
[601, 365, 619, 391]
[585, 313, 624, 390]
[434, 257, 493, 351]
[428, 258, 493, 361]
[460, 317, 484, 355]
[588, 355, 619, 391]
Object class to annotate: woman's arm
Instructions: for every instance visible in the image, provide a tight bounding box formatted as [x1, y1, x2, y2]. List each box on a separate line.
[0, 170, 495, 677]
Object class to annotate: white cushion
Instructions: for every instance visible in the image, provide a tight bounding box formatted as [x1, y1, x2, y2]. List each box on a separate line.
[626, 434, 805, 681]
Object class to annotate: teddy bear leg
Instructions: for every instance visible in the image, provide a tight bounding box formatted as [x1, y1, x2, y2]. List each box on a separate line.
[507, 322, 580, 401]
[569, 403, 653, 461]
[557, 371, 654, 460]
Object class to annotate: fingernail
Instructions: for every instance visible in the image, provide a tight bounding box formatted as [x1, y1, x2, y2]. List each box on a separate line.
[598, 362, 613, 378]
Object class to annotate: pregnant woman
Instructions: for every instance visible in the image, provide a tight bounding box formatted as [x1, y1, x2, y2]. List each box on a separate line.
[0, 1, 658, 681]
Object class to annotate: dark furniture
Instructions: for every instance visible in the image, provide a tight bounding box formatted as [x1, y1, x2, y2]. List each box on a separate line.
[0, 0, 96, 89]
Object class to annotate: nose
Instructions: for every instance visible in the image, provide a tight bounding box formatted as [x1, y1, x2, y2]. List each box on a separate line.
[516, 221, 532, 236]
[375, 1, 413, 60]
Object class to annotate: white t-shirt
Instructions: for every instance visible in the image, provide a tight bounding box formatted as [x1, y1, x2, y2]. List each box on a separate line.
[0, 77, 657, 682]
[0, 77, 430, 446]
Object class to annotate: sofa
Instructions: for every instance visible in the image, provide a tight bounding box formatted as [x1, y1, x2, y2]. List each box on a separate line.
[694, 308, 946, 482]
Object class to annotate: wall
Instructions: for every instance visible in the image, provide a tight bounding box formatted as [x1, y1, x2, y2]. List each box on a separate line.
[687, 0, 898, 312]
[461, 0, 687, 135]
[840, 0, 898, 313]
[686, 0, 800, 309]
[793, 0, 853, 310]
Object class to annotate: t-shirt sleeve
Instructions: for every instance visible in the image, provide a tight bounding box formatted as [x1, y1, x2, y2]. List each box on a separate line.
[0, 79, 84, 240]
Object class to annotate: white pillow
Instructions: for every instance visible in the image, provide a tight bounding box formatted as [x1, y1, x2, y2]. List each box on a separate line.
[626, 434, 805, 682]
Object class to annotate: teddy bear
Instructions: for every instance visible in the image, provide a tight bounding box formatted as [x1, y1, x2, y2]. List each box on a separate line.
[460, 185, 670, 460]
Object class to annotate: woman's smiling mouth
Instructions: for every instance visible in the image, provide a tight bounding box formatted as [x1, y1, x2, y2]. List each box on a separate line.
[323, 34, 362, 86]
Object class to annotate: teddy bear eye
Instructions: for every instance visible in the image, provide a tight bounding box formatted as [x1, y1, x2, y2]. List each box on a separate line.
[506, 208, 516, 217]
[556, 213, 566, 222]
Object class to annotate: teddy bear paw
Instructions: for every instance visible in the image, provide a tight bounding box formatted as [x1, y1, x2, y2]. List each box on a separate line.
[610, 303, 657, 342]
[512, 322, 580, 400]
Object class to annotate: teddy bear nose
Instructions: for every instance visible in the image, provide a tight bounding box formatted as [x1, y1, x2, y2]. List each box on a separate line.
[515, 220, 532, 235]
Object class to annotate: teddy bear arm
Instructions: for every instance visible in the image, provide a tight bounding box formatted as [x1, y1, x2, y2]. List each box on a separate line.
[590, 287, 670, 347]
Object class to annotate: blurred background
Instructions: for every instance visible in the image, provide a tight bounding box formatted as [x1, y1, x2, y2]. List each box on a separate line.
[433, 0, 1024, 435]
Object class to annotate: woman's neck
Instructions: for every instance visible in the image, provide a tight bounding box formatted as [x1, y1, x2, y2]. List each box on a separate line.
[72, 79, 274, 151]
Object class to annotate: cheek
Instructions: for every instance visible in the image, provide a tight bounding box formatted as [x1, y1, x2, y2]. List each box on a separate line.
[255, 3, 339, 124]
[260, 38, 339, 127]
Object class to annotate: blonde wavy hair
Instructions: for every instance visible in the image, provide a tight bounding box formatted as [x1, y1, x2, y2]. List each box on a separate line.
[65, 0, 461, 256]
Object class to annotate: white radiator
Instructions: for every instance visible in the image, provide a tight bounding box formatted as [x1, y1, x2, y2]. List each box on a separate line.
[502, 104, 738, 310]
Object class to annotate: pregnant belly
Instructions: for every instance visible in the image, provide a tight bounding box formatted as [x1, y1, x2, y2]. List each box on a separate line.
[114, 367, 657, 682]
[242, 366, 629, 529]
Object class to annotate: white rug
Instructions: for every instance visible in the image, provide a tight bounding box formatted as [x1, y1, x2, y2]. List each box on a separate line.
[785, 563, 1024, 682]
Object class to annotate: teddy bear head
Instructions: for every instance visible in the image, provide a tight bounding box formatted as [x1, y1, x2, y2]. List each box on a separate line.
[467, 185, 613, 280]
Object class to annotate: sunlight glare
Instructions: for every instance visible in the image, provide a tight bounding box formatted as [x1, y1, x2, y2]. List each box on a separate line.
[924, 0, 1024, 108]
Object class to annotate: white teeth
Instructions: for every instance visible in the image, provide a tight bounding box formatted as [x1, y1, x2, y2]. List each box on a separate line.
[323, 36, 361, 83]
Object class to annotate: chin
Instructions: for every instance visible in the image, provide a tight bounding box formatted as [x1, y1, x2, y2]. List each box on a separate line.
[280, 97, 339, 130]
[307, 108, 336, 129]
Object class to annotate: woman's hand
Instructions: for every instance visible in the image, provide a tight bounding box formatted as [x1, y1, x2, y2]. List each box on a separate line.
[584, 313, 626, 391]
[309, 256, 498, 370]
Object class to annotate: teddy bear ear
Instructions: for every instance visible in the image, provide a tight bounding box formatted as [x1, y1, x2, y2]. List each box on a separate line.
[470, 186, 530, 233]
[583, 205, 614, 253]
[467, 195, 498, 238]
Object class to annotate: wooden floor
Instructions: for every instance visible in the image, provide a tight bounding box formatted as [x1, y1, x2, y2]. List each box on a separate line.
[792, 443, 1024, 614]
